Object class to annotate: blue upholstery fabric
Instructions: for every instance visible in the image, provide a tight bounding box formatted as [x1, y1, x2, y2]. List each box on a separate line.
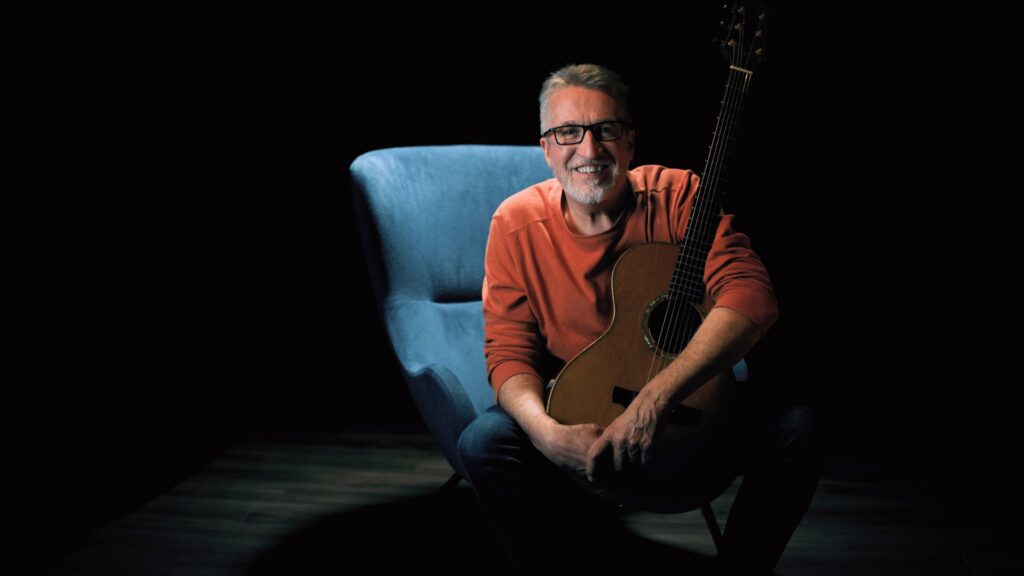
[350, 145, 552, 478]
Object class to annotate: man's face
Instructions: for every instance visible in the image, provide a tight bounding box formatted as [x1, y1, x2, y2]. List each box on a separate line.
[540, 86, 635, 207]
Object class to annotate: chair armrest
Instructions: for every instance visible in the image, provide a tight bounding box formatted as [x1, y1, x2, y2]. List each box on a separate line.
[404, 363, 481, 479]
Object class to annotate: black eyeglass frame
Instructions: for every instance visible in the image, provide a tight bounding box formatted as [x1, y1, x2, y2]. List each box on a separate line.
[540, 120, 634, 145]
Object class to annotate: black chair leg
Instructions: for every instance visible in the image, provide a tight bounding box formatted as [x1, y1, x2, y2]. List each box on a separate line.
[701, 502, 724, 552]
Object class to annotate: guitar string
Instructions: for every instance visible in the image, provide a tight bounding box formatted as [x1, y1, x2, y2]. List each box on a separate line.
[668, 11, 756, 385]
[671, 65, 743, 378]
[647, 67, 723, 393]
[684, 10, 758, 376]
[643, 58, 734, 395]
[646, 13, 755, 403]
[657, 20, 746, 383]
[672, 20, 753, 381]
[661, 64, 741, 380]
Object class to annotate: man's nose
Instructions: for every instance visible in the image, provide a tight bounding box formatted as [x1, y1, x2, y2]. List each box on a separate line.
[576, 129, 604, 157]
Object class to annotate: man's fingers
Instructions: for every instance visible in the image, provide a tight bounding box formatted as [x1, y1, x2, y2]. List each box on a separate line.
[628, 443, 642, 463]
[586, 436, 608, 481]
[587, 428, 648, 480]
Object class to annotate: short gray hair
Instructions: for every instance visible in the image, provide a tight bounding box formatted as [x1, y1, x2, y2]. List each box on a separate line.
[539, 63, 631, 133]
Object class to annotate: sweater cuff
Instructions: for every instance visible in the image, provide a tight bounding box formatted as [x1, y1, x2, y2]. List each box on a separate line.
[712, 285, 779, 334]
[489, 361, 541, 398]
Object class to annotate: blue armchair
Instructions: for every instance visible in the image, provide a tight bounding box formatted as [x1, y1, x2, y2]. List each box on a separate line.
[350, 145, 552, 480]
[352, 144, 733, 551]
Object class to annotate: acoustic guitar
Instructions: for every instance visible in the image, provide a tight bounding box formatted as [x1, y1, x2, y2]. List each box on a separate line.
[545, 1, 768, 513]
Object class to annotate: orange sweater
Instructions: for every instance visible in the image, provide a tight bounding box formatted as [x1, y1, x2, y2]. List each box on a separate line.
[482, 165, 777, 396]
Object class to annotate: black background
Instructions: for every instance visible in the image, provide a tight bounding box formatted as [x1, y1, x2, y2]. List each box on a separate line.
[39, 4, 1014, 562]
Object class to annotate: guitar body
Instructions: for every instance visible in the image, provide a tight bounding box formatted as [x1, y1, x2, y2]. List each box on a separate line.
[546, 242, 738, 513]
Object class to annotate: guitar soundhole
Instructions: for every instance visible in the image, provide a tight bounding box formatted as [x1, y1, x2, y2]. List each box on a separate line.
[643, 295, 702, 358]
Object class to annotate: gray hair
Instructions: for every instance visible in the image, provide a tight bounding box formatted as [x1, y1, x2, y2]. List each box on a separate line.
[539, 63, 631, 133]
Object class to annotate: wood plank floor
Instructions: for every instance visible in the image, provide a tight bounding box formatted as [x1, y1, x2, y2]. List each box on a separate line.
[59, 433, 1021, 575]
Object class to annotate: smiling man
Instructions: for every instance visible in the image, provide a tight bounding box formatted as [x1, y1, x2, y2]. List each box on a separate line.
[458, 63, 821, 573]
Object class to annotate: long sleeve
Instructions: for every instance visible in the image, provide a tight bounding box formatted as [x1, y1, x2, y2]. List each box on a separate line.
[704, 214, 778, 333]
[482, 212, 544, 396]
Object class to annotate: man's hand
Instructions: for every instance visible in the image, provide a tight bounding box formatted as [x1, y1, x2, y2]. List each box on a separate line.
[536, 422, 605, 477]
[497, 374, 606, 477]
[585, 393, 664, 482]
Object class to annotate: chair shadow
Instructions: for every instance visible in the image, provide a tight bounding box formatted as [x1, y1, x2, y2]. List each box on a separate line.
[246, 487, 715, 575]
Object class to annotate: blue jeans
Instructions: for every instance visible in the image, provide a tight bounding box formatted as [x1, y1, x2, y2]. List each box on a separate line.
[458, 395, 822, 572]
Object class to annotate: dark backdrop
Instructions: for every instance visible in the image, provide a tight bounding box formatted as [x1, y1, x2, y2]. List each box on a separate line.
[44, 5, 1015, 562]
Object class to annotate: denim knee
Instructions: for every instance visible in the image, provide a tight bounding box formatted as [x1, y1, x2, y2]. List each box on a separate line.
[774, 405, 822, 467]
[457, 405, 524, 480]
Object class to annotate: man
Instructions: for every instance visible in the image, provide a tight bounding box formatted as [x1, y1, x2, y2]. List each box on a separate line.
[458, 63, 821, 573]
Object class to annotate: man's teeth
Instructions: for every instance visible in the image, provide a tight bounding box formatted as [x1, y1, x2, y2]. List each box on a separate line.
[575, 165, 606, 173]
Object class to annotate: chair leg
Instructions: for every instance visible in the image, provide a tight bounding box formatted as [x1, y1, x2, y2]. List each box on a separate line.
[701, 502, 724, 552]
[436, 472, 462, 494]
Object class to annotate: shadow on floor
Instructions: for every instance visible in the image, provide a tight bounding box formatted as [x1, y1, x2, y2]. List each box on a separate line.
[246, 487, 716, 575]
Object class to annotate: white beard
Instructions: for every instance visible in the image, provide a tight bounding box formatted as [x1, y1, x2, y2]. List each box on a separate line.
[561, 163, 618, 206]
[564, 181, 606, 205]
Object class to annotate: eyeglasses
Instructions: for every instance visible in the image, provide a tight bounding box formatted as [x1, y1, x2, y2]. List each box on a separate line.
[541, 121, 633, 145]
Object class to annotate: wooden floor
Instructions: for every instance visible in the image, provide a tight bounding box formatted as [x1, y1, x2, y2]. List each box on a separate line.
[59, 433, 1021, 575]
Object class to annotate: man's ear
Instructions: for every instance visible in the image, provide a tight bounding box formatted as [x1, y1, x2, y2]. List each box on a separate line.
[540, 137, 554, 169]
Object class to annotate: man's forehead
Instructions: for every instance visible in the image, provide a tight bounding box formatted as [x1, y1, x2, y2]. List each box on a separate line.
[547, 88, 625, 123]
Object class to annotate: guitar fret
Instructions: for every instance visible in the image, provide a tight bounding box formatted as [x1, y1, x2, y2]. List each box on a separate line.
[667, 285, 706, 301]
[671, 263, 707, 277]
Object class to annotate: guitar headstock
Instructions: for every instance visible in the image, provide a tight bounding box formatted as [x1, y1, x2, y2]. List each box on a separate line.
[717, 1, 767, 69]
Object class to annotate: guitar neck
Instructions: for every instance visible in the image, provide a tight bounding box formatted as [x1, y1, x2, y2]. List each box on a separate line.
[670, 1, 766, 303]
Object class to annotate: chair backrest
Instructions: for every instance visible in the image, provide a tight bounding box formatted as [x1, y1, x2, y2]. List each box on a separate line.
[350, 145, 551, 474]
